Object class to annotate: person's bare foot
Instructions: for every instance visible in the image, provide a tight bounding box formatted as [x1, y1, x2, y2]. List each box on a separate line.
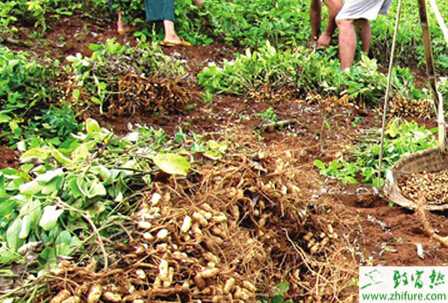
[317, 32, 332, 48]
[162, 34, 192, 46]
[117, 11, 132, 35]
[165, 33, 182, 43]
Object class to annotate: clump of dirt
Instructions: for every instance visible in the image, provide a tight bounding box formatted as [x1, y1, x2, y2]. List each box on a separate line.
[399, 170, 448, 206]
[0, 146, 18, 169]
[326, 183, 448, 268]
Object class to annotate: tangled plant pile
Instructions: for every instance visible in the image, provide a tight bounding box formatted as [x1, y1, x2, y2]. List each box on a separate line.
[66, 39, 194, 116]
[0, 119, 242, 301]
[38, 128, 351, 303]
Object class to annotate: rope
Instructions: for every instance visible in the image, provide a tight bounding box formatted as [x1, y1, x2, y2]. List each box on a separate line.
[378, 0, 403, 177]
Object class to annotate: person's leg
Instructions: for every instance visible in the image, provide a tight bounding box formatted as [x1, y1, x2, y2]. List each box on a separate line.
[163, 19, 181, 42]
[355, 19, 371, 53]
[317, 0, 343, 48]
[337, 19, 357, 70]
[310, 0, 322, 42]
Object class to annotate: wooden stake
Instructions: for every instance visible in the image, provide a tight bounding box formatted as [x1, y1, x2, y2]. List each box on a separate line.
[417, 0, 446, 152]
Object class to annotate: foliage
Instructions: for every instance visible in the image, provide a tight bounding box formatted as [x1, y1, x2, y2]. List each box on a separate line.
[0, 46, 59, 142]
[204, 0, 309, 48]
[0, 119, 225, 270]
[198, 43, 429, 105]
[39, 105, 80, 138]
[0, 0, 81, 37]
[259, 282, 293, 303]
[107, 0, 448, 69]
[16, 104, 81, 148]
[66, 39, 186, 112]
[198, 42, 303, 95]
[314, 119, 437, 187]
[0, 2, 18, 40]
[258, 107, 278, 123]
[1, 0, 446, 71]
[371, 1, 448, 73]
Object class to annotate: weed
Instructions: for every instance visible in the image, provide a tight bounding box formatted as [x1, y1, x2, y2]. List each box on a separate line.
[314, 119, 437, 187]
[258, 281, 293, 303]
[258, 107, 278, 123]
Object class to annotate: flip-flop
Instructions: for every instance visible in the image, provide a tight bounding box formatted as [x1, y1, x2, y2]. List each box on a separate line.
[160, 40, 192, 47]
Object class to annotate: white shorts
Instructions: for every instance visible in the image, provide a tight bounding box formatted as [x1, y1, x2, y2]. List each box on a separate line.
[336, 0, 392, 21]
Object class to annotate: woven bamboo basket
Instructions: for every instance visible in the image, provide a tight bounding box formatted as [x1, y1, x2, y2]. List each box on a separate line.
[383, 148, 448, 210]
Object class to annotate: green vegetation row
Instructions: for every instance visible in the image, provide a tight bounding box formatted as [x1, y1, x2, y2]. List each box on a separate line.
[1, 39, 444, 146]
[1, 0, 447, 71]
[0, 46, 62, 144]
[198, 42, 429, 105]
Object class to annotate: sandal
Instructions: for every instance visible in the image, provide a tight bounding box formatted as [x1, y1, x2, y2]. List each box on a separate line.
[160, 39, 192, 47]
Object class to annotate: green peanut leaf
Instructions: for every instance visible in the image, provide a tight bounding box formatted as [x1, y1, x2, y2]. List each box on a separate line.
[36, 168, 64, 184]
[6, 218, 22, 251]
[19, 215, 32, 240]
[85, 118, 101, 135]
[39, 206, 64, 231]
[153, 153, 191, 176]
[20, 147, 51, 163]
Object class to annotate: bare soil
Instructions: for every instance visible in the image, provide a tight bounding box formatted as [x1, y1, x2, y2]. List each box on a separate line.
[0, 146, 18, 169]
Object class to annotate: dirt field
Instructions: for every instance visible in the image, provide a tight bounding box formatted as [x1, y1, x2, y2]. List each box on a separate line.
[3, 15, 448, 302]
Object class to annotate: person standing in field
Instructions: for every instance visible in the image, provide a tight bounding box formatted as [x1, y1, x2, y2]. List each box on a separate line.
[336, 0, 392, 70]
[144, 0, 204, 46]
[310, 0, 343, 48]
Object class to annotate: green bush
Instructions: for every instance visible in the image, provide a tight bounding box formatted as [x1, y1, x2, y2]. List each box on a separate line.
[0, 46, 59, 141]
[0, 0, 81, 35]
[198, 43, 429, 105]
[198, 42, 303, 95]
[371, 1, 448, 73]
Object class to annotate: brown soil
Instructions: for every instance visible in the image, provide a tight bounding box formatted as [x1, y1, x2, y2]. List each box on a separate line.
[9, 14, 136, 61]
[326, 186, 448, 267]
[9, 15, 236, 71]
[0, 146, 18, 169]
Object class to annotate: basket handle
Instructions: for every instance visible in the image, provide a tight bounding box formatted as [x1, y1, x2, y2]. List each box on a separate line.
[418, 0, 446, 152]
